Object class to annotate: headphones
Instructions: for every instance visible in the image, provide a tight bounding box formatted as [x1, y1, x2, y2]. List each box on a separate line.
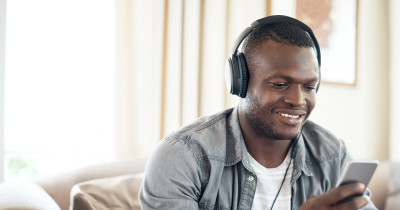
[225, 15, 321, 98]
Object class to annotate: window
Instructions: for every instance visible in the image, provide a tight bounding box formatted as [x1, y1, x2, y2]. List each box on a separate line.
[3, 0, 115, 180]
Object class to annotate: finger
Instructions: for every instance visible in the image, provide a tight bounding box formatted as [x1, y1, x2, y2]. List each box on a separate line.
[317, 183, 366, 205]
[331, 195, 369, 210]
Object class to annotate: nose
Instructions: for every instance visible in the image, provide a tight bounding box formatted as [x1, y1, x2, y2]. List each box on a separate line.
[283, 85, 306, 107]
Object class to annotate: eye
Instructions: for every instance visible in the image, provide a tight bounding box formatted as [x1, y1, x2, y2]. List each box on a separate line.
[269, 82, 288, 89]
[305, 85, 317, 92]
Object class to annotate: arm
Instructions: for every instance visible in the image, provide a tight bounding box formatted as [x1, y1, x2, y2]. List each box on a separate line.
[139, 137, 202, 209]
[299, 140, 377, 210]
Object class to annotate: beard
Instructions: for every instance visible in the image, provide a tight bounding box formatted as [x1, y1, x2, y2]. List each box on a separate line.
[243, 93, 298, 140]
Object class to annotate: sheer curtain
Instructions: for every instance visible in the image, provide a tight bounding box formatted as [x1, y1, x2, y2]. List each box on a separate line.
[0, 0, 6, 182]
[389, 0, 400, 161]
[114, 0, 267, 158]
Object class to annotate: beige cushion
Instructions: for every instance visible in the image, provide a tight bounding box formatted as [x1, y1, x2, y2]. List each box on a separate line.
[0, 181, 60, 210]
[368, 161, 390, 209]
[384, 162, 400, 210]
[70, 173, 143, 210]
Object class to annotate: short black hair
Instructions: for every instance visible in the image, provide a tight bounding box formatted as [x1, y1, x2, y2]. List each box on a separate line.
[242, 23, 316, 73]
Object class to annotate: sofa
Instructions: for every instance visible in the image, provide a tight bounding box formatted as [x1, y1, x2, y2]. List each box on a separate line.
[0, 156, 147, 210]
[0, 157, 398, 210]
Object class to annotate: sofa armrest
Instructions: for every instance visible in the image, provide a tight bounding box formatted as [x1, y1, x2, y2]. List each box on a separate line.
[368, 161, 390, 210]
[385, 162, 400, 210]
[35, 156, 147, 210]
[0, 181, 60, 210]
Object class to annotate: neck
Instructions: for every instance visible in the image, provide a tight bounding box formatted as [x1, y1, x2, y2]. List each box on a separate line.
[245, 135, 292, 168]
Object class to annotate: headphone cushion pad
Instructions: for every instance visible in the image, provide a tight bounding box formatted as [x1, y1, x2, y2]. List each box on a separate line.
[237, 53, 248, 98]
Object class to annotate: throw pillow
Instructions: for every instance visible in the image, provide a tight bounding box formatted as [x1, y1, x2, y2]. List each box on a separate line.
[70, 173, 143, 210]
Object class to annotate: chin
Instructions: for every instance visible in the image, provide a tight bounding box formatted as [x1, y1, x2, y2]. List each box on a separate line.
[273, 132, 298, 140]
[256, 126, 300, 140]
[275, 126, 302, 140]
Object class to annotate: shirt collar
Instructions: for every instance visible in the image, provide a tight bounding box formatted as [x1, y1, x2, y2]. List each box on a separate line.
[225, 106, 246, 166]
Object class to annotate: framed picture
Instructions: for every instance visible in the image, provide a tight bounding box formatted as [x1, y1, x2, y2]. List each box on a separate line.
[267, 0, 358, 86]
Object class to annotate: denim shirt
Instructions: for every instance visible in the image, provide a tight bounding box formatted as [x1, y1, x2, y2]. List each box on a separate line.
[139, 107, 376, 210]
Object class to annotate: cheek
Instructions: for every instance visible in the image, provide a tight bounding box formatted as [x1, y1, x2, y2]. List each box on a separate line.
[306, 95, 316, 111]
[258, 88, 285, 104]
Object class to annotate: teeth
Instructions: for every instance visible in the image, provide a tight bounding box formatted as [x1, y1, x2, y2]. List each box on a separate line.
[279, 112, 300, 119]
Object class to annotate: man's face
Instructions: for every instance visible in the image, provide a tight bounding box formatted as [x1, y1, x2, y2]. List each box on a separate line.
[242, 40, 319, 140]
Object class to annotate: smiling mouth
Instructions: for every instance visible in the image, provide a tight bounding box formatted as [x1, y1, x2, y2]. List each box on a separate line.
[278, 112, 302, 119]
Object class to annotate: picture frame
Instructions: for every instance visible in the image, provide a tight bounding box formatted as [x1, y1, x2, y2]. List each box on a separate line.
[267, 0, 359, 86]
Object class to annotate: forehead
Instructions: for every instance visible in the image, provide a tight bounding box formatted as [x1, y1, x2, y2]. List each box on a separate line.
[251, 41, 319, 82]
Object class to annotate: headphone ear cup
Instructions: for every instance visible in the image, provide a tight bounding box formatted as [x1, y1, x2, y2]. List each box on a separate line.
[237, 53, 249, 98]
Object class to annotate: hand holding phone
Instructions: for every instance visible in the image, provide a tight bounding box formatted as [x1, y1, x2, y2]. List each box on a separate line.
[299, 160, 378, 209]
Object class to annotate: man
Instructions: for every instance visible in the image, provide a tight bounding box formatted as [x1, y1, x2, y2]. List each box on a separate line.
[139, 15, 376, 209]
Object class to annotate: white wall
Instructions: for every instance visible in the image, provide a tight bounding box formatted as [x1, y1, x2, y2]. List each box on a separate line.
[389, 0, 400, 161]
[309, 0, 390, 161]
[0, 0, 6, 182]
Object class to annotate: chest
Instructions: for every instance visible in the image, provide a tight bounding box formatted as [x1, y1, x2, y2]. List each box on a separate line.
[197, 161, 335, 210]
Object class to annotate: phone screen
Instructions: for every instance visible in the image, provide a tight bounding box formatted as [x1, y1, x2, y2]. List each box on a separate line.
[336, 160, 379, 188]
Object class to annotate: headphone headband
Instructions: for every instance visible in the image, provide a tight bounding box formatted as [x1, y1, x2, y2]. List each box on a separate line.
[231, 15, 321, 66]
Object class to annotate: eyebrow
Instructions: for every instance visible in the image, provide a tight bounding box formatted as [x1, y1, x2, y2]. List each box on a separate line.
[267, 74, 319, 83]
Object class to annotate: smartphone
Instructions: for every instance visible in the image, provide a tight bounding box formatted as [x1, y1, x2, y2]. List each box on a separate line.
[336, 160, 379, 188]
[335, 160, 378, 203]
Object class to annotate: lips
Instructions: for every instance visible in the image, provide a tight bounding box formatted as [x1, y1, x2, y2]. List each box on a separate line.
[276, 111, 306, 126]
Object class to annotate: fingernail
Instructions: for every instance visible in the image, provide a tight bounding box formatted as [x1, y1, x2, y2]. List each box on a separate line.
[358, 183, 365, 191]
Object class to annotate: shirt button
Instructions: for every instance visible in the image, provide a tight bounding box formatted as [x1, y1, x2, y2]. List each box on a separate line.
[248, 176, 254, 181]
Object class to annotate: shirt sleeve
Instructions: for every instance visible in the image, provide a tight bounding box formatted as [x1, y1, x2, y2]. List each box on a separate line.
[139, 137, 202, 209]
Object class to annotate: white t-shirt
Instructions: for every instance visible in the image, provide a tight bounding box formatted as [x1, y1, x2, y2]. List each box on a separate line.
[248, 151, 293, 210]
